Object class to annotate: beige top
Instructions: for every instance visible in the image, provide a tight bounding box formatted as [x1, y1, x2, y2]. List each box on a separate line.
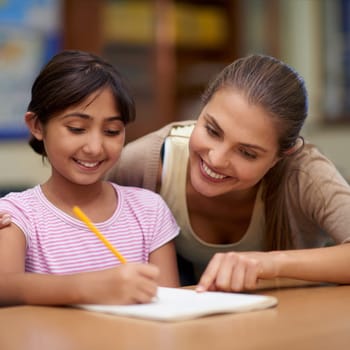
[160, 124, 265, 277]
[109, 120, 350, 280]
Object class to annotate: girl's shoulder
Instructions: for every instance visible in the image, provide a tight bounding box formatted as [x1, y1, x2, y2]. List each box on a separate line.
[0, 186, 44, 235]
[0, 186, 40, 210]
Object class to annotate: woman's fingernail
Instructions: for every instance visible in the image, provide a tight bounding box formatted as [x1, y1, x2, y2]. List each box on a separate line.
[1, 215, 11, 225]
[196, 285, 205, 292]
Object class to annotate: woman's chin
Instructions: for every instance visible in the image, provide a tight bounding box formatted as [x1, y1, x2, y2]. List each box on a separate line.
[190, 175, 229, 198]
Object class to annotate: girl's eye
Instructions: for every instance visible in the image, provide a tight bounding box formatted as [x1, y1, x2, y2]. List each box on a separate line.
[239, 148, 257, 159]
[67, 126, 85, 133]
[205, 124, 220, 137]
[104, 129, 121, 136]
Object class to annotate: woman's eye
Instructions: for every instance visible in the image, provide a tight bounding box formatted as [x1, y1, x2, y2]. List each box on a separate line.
[205, 125, 219, 137]
[239, 148, 257, 159]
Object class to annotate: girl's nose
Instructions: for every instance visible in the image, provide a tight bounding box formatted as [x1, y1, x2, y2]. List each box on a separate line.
[82, 134, 103, 155]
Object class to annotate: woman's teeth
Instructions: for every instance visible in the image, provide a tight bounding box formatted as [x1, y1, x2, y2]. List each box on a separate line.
[202, 161, 226, 180]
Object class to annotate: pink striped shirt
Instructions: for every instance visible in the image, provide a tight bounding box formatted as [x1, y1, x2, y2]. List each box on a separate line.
[0, 183, 179, 274]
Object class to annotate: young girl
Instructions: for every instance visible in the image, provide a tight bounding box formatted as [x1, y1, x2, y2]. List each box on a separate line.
[107, 54, 350, 291]
[0, 50, 179, 305]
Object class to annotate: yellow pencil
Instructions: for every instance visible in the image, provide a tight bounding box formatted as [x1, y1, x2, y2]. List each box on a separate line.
[73, 206, 127, 264]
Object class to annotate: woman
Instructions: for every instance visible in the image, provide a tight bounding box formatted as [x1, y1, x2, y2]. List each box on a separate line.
[107, 54, 350, 291]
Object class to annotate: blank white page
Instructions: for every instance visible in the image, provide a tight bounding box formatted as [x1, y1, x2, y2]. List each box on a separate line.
[76, 287, 278, 322]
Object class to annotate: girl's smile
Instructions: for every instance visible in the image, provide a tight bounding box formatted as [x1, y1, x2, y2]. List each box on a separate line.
[73, 158, 104, 170]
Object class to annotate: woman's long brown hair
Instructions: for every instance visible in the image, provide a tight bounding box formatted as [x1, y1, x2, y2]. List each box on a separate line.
[202, 54, 308, 250]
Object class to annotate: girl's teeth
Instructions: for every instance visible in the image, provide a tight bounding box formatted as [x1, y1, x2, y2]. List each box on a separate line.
[202, 162, 226, 179]
[77, 160, 99, 168]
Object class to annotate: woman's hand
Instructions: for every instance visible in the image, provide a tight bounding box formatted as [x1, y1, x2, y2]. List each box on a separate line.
[196, 251, 280, 292]
[0, 213, 11, 227]
[76, 263, 160, 305]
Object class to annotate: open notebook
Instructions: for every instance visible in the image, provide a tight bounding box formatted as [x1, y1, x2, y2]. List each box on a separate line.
[76, 287, 278, 322]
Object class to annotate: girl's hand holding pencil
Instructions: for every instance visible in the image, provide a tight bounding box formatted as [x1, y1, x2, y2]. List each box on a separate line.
[75, 264, 160, 305]
[73, 206, 160, 305]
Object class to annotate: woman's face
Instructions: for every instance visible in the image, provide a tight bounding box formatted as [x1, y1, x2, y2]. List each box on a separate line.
[188, 88, 281, 198]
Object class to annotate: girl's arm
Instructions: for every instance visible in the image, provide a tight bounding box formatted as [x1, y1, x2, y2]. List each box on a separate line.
[0, 264, 160, 306]
[197, 244, 350, 292]
[0, 224, 160, 306]
[149, 241, 180, 287]
[0, 223, 26, 273]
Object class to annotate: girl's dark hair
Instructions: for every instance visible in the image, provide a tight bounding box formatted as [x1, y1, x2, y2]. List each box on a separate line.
[202, 54, 308, 250]
[28, 50, 136, 156]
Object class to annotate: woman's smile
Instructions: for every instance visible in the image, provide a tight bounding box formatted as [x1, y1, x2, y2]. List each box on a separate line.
[200, 159, 229, 182]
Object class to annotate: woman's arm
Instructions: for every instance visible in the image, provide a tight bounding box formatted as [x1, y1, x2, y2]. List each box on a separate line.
[270, 243, 350, 283]
[197, 244, 350, 292]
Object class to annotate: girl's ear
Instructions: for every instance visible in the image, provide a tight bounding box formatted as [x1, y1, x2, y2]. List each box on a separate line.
[25, 112, 44, 140]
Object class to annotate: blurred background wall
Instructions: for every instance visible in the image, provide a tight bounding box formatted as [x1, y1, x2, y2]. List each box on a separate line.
[0, 0, 349, 194]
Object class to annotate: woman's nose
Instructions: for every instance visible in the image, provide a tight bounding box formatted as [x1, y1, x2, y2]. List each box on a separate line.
[208, 147, 230, 168]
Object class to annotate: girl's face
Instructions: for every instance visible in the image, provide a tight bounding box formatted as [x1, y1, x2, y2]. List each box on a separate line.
[29, 87, 125, 187]
[189, 88, 281, 198]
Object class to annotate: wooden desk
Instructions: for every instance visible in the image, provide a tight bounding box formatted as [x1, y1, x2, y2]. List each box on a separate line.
[1, 281, 350, 350]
